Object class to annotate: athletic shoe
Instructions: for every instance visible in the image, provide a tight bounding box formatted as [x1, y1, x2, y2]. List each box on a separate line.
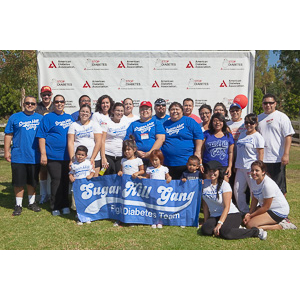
[86, 220, 91, 224]
[113, 221, 120, 227]
[157, 224, 163, 229]
[180, 226, 186, 228]
[279, 219, 297, 230]
[77, 221, 83, 225]
[62, 207, 70, 215]
[52, 210, 61, 216]
[258, 228, 267, 240]
[28, 202, 41, 212]
[151, 224, 157, 229]
[12, 205, 22, 216]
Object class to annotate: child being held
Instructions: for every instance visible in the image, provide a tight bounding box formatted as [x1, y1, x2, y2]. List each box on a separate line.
[118, 135, 144, 179]
[180, 155, 203, 182]
[139, 149, 172, 229]
[69, 145, 95, 225]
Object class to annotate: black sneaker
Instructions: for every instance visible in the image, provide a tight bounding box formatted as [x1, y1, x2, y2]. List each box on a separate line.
[12, 205, 22, 216]
[28, 202, 41, 212]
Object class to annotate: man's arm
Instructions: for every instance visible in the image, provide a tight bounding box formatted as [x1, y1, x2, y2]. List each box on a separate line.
[4, 134, 13, 162]
[281, 135, 292, 165]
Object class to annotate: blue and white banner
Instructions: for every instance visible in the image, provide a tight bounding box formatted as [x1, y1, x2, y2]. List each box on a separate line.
[73, 174, 202, 227]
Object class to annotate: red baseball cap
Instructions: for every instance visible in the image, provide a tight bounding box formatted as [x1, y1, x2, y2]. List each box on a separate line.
[140, 101, 152, 108]
[41, 86, 52, 93]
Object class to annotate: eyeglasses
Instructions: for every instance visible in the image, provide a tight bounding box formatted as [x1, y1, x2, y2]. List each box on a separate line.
[156, 104, 166, 107]
[263, 102, 275, 105]
[54, 100, 65, 104]
[42, 93, 51, 97]
[25, 102, 36, 106]
[245, 121, 256, 125]
[200, 112, 210, 116]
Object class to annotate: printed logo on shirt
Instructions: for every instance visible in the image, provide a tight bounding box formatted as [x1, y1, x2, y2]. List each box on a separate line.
[134, 122, 155, 134]
[76, 127, 93, 138]
[18, 119, 40, 130]
[124, 165, 133, 170]
[165, 123, 185, 135]
[207, 140, 229, 160]
[55, 119, 73, 129]
[266, 118, 273, 125]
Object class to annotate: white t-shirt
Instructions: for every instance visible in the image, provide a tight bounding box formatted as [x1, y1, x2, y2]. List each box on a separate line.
[250, 175, 289, 217]
[121, 157, 143, 175]
[202, 179, 239, 217]
[68, 120, 102, 160]
[91, 112, 111, 131]
[227, 119, 246, 142]
[123, 115, 139, 125]
[258, 110, 295, 163]
[103, 118, 129, 157]
[235, 131, 265, 170]
[146, 165, 169, 180]
[69, 159, 94, 179]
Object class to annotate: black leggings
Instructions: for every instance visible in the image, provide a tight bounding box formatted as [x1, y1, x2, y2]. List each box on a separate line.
[201, 213, 259, 240]
[103, 155, 122, 175]
[47, 160, 70, 211]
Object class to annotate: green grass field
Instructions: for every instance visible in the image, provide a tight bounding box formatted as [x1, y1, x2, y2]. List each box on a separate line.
[0, 147, 299, 250]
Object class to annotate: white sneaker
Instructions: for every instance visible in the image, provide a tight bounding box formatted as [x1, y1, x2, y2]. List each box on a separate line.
[157, 224, 163, 229]
[86, 220, 91, 224]
[279, 219, 297, 230]
[151, 224, 157, 229]
[77, 221, 83, 225]
[62, 207, 70, 215]
[113, 221, 120, 227]
[52, 210, 60, 216]
[258, 228, 267, 240]
[180, 226, 186, 228]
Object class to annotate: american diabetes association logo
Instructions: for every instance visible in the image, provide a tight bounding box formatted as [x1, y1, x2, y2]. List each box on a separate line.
[152, 79, 177, 88]
[117, 60, 143, 68]
[219, 80, 244, 88]
[83, 80, 108, 89]
[48, 60, 75, 69]
[186, 60, 211, 69]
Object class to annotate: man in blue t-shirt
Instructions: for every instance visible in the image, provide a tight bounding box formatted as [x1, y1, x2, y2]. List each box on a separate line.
[4, 96, 43, 216]
[71, 95, 93, 121]
[152, 98, 170, 123]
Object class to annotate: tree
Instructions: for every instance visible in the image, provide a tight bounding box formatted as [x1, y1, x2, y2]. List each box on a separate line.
[255, 50, 275, 94]
[253, 87, 264, 116]
[0, 50, 38, 110]
[0, 83, 22, 118]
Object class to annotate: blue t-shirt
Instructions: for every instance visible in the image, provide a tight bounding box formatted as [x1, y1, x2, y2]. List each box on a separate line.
[4, 112, 43, 164]
[36, 112, 74, 161]
[162, 116, 204, 166]
[203, 130, 234, 166]
[152, 114, 170, 123]
[125, 117, 165, 152]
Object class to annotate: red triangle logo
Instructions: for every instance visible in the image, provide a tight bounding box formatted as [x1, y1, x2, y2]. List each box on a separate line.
[186, 61, 194, 68]
[83, 81, 91, 88]
[220, 80, 227, 87]
[117, 61, 126, 68]
[49, 61, 57, 68]
[152, 81, 159, 88]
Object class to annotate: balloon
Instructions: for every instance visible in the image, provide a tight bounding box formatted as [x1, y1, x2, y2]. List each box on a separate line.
[233, 94, 248, 109]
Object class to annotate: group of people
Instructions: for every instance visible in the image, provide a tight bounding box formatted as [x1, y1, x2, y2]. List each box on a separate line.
[4, 86, 297, 240]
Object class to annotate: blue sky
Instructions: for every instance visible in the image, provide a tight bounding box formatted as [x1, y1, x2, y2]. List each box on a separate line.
[268, 50, 280, 66]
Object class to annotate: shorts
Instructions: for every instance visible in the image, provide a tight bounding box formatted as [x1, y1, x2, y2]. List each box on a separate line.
[95, 160, 101, 168]
[11, 163, 40, 187]
[267, 210, 285, 223]
[265, 163, 286, 194]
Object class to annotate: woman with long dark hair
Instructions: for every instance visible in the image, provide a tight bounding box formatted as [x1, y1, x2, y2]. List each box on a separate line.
[200, 160, 267, 240]
[92, 94, 114, 129]
[202, 113, 234, 178]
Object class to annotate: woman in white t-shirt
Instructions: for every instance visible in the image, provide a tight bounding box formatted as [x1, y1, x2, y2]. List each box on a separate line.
[234, 113, 264, 213]
[122, 98, 139, 124]
[92, 95, 114, 131]
[201, 160, 267, 240]
[243, 160, 291, 230]
[68, 104, 102, 176]
[100, 102, 129, 175]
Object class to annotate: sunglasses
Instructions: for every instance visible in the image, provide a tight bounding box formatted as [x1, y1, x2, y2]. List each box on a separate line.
[156, 104, 166, 107]
[263, 101, 275, 105]
[245, 121, 256, 125]
[25, 102, 36, 106]
[54, 100, 65, 104]
[42, 93, 52, 97]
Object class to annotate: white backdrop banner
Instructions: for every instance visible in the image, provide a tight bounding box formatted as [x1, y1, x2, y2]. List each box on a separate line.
[37, 51, 255, 117]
